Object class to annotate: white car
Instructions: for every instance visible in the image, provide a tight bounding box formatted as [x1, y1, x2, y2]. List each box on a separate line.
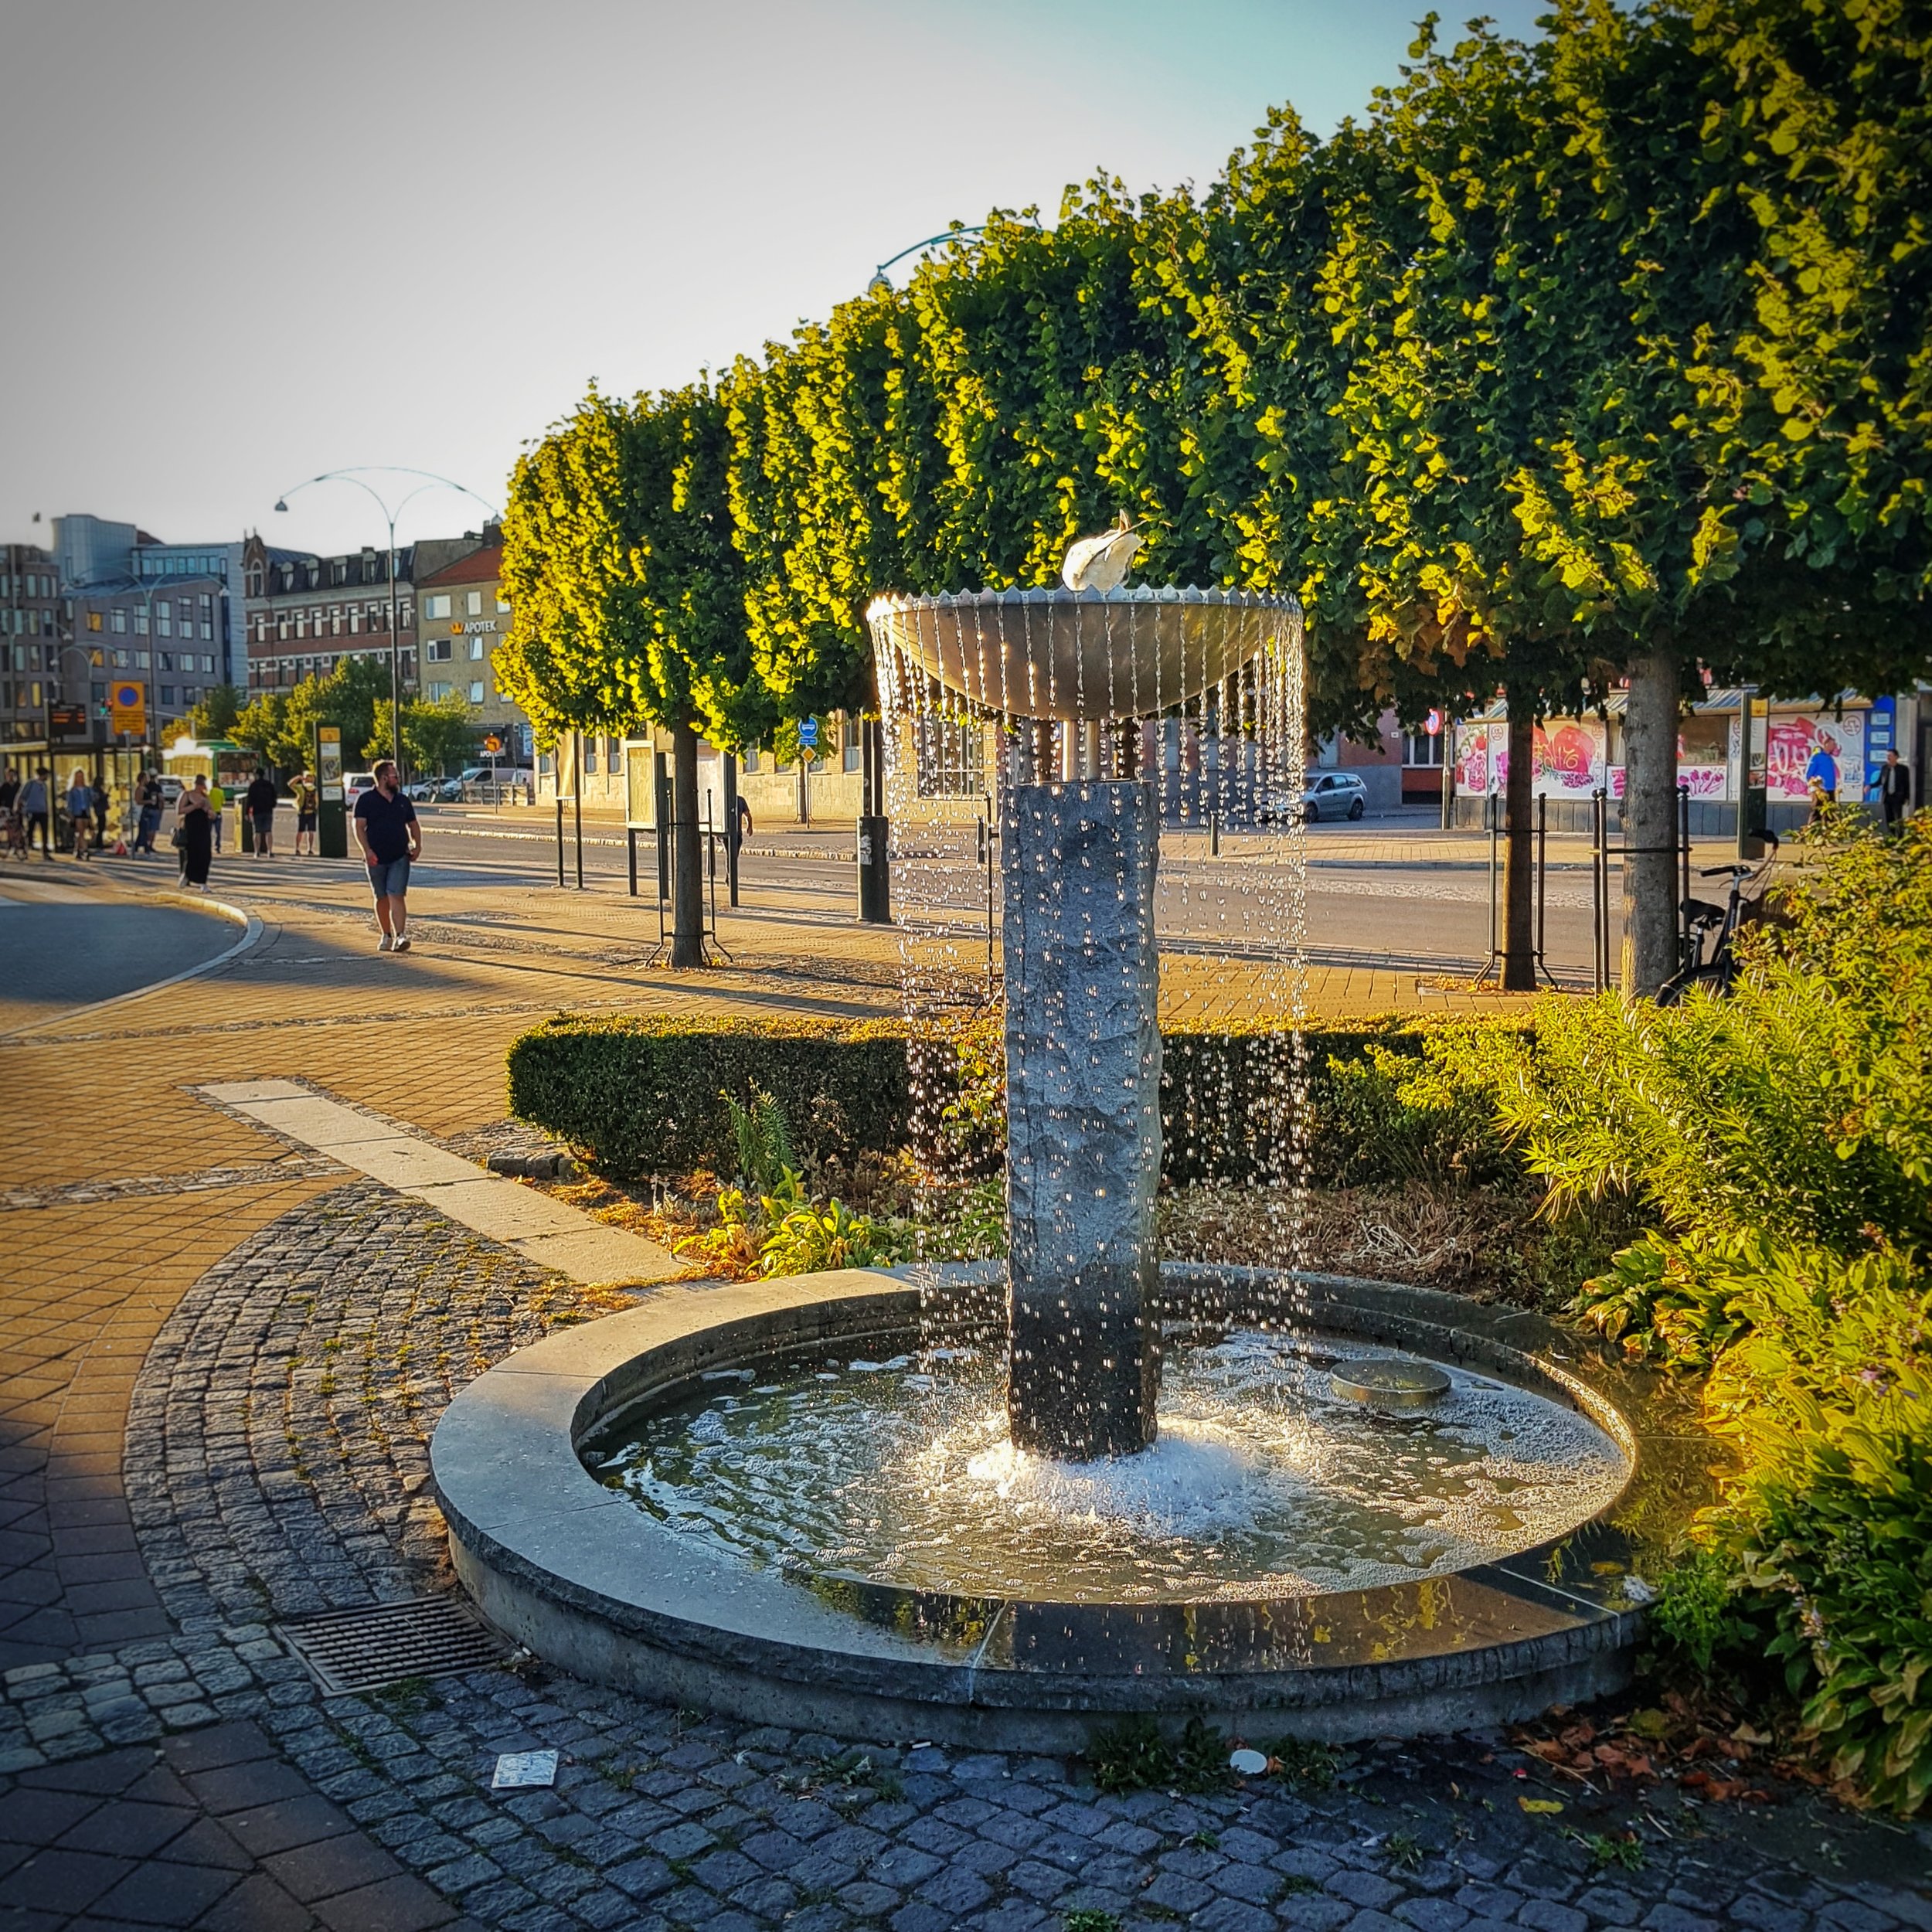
[344, 771, 377, 805]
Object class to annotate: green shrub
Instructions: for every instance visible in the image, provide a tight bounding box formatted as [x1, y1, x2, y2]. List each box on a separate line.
[509, 1009, 1505, 1185]
[506, 1014, 912, 1179]
[1477, 828, 1932, 1814]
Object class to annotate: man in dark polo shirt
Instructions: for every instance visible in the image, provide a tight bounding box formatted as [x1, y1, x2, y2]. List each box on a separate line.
[352, 760, 423, 953]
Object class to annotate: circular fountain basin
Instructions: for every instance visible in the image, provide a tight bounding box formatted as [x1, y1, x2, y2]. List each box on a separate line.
[430, 1265, 1712, 1750]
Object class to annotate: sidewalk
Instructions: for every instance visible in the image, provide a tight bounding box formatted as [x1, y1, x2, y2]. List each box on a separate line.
[2, 855, 1925, 1930]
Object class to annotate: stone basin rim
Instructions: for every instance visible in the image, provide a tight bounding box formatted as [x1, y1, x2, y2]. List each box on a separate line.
[430, 1265, 1702, 1747]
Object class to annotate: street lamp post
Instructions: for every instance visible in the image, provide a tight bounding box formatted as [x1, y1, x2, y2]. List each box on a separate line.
[272, 467, 495, 779]
[867, 226, 990, 294]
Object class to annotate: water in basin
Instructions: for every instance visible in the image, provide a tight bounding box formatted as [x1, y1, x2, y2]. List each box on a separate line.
[587, 1330, 1628, 1603]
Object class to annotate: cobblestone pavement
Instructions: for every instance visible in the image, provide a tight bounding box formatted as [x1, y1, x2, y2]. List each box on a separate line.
[5, 1188, 1929, 1932]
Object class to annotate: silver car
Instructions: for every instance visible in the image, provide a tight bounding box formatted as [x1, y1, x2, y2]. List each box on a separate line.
[1302, 771, 1368, 821]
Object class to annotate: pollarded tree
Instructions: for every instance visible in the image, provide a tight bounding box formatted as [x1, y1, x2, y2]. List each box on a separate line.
[498, 381, 774, 967]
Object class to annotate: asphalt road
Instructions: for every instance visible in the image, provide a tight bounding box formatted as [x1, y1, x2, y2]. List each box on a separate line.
[406, 808, 1620, 983]
[0, 899, 241, 1032]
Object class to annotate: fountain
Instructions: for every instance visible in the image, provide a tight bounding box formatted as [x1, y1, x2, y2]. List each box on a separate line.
[430, 566, 1699, 1749]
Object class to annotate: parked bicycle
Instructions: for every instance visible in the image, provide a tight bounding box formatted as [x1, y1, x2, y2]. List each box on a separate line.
[1658, 830, 1780, 1005]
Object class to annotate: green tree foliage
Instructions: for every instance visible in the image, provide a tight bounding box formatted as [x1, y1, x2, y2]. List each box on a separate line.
[367, 693, 477, 774]
[176, 682, 243, 748]
[234, 659, 393, 774]
[498, 380, 775, 963]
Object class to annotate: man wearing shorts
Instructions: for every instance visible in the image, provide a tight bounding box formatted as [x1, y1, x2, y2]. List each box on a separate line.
[292, 771, 318, 855]
[352, 760, 422, 952]
[245, 766, 280, 858]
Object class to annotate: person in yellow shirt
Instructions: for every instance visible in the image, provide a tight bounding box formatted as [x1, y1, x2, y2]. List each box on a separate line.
[207, 777, 226, 852]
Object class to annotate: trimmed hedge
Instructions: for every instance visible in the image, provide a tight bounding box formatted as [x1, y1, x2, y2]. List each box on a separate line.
[507, 1014, 913, 1179]
[508, 1009, 1460, 1185]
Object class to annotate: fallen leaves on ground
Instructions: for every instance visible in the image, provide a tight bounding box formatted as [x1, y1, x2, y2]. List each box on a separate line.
[1508, 1695, 1815, 1804]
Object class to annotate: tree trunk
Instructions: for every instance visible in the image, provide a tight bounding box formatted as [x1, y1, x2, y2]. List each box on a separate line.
[1501, 687, 1536, 991]
[1621, 649, 1680, 998]
[670, 719, 705, 969]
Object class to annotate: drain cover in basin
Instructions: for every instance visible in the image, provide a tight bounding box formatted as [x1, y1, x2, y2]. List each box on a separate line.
[278, 1596, 507, 1696]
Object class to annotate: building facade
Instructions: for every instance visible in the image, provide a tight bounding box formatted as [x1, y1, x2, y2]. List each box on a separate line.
[413, 537, 532, 760]
[1, 544, 66, 748]
[47, 515, 243, 748]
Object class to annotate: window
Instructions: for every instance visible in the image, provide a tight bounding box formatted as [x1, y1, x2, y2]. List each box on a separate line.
[464, 590, 482, 617]
[330, 606, 342, 635]
[156, 605, 172, 638]
[742, 749, 759, 774]
[496, 594, 510, 613]
[160, 653, 175, 672]
[398, 601, 413, 628]
[92, 682, 106, 703]
[368, 602, 384, 631]
[349, 607, 362, 634]
[468, 680, 485, 704]
[468, 638, 485, 660]
[202, 655, 214, 673]
[136, 651, 150, 668]
[86, 611, 102, 631]
[112, 648, 128, 668]
[159, 685, 175, 705]
[427, 638, 451, 662]
[111, 608, 127, 634]
[247, 568, 264, 597]
[427, 680, 451, 701]
[1402, 730, 1444, 767]
[583, 742, 598, 774]
[423, 594, 451, 621]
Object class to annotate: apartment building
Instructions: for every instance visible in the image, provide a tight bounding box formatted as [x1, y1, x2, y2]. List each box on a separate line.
[414, 537, 531, 760]
[0, 544, 64, 747]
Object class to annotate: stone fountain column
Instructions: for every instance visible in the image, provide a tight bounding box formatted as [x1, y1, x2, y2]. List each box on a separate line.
[1002, 778, 1162, 1458]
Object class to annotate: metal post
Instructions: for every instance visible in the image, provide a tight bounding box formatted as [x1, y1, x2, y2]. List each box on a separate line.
[627, 825, 638, 896]
[1209, 808, 1220, 857]
[573, 778, 583, 890]
[554, 791, 565, 888]
[1474, 788, 1499, 985]
[1679, 782, 1692, 953]
[723, 753, 740, 907]
[1536, 793, 1555, 987]
[387, 531, 403, 781]
[654, 751, 671, 902]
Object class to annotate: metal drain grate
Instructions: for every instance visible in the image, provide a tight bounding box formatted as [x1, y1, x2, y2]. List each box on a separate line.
[277, 1596, 509, 1696]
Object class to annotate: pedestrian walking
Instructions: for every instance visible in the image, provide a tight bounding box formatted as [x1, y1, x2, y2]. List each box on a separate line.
[245, 766, 279, 858]
[207, 777, 226, 853]
[176, 774, 214, 889]
[736, 794, 753, 841]
[0, 767, 22, 862]
[90, 775, 110, 853]
[1870, 749, 1912, 835]
[20, 767, 52, 859]
[292, 771, 318, 855]
[352, 759, 421, 952]
[65, 769, 94, 860]
[134, 770, 163, 855]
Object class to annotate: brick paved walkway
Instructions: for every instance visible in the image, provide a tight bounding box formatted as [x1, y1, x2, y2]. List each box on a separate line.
[2, 855, 1923, 1930]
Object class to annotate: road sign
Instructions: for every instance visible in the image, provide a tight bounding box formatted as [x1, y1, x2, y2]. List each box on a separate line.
[49, 703, 89, 742]
[108, 682, 146, 736]
[1424, 709, 1442, 736]
[798, 717, 818, 749]
[482, 734, 502, 755]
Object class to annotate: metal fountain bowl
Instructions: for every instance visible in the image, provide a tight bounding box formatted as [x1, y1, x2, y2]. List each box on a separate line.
[866, 586, 1302, 723]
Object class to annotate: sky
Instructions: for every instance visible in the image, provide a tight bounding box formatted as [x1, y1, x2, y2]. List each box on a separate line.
[0, 0, 1545, 563]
